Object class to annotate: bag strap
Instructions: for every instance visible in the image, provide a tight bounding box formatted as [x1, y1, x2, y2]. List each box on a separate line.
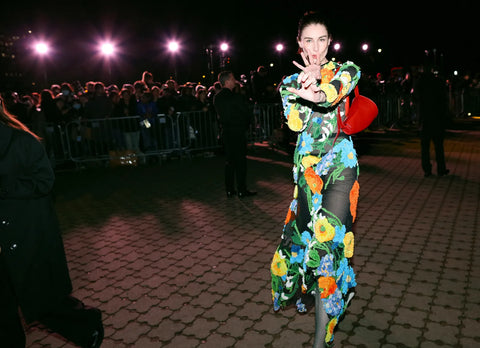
[333, 85, 359, 145]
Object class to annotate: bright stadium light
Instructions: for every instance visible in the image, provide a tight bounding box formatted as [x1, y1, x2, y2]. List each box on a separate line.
[100, 42, 115, 56]
[220, 42, 229, 52]
[168, 41, 180, 53]
[361, 43, 369, 52]
[333, 42, 341, 51]
[34, 42, 49, 55]
[275, 43, 284, 52]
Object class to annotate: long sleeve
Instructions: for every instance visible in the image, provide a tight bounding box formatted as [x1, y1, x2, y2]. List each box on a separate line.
[318, 61, 361, 108]
[279, 74, 313, 132]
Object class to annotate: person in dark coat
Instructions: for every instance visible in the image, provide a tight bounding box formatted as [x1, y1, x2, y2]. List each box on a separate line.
[0, 96, 103, 348]
[414, 65, 450, 177]
[214, 71, 257, 198]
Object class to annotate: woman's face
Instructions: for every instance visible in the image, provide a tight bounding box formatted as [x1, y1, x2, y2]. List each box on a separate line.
[298, 23, 331, 65]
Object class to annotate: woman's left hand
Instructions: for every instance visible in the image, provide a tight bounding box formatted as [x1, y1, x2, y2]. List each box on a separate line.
[287, 58, 326, 103]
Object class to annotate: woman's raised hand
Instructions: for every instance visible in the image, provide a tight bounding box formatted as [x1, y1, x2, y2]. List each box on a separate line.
[287, 52, 326, 103]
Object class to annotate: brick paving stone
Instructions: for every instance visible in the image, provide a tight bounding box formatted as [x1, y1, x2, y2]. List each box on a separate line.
[163, 335, 200, 348]
[236, 302, 270, 321]
[105, 308, 139, 330]
[270, 329, 311, 347]
[109, 321, 150, 344]
[394, 307, 428, 328]
[27, 127, 480, 347]
[199, 333, 236, 348]
[137, 306, 173, 326]
[429, 305, 462, 325]
[347, 325, 384, 348]
[202, 302, 236, 321]
[235, 330, 274, 348]
[368, 295, 401, 313]
[182, 317, 220, 339]
[361, 309, 393, 331]
[216, 316, 255, 338]
[424, 321, 460, 346]
[147, 319, 186, 342]
[385, 324, 422, 346]
[220, 289, 252, 307]
[253, 312, 289, 334]
[190, 292, 222, 309]
[131, 336, 163, 348]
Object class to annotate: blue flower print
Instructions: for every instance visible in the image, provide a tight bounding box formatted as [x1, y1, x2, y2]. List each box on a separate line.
[296, 298, 307, 313]
[289, 199, 298, 214]
[301, 231, 313, 246]
[311, 193, 323, 212]
[315, 151, 336, 176]
[322, 288, 344, 316]
[273, 292, 281, 311]
[293, 165, 298, 183]
[336, 258, 349, 294]
[345, 266, 357, 290]
[313, 116, 323, 124]
[317, 254, 334, 277]
[298, 132, 314, 155]
[334, 139, 357, 168]
[282, 73, 298, 85]
[333, 225, 346, 245]
[290, 245, 305, 264]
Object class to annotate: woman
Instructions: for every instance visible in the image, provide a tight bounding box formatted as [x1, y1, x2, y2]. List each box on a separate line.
[270, 12, 361, 346]
[0, 95, 103, 348]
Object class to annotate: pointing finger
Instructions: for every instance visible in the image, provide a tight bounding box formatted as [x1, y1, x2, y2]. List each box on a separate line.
[292, 60, 306, 71]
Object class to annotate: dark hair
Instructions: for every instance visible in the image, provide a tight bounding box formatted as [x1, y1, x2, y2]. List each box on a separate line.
[218, 71, 233, 87]
[297, 11, 332, 40]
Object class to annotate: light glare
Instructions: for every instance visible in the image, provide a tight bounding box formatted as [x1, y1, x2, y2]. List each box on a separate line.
[35, 42, 49, 55]
[168, 41, 179, 52]
[100, 42, 115, 56]
[220, 42, 229, 51]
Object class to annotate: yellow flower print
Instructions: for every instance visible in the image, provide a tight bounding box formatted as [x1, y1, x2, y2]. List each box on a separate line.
[293, 185, 298, 199]
[314, 217, 335, 242]
[325, 317, 338, 342]
[325, 61, 336, 70]
[343, 232, 354, 258]
[271, 250, 288, 277]
[287, 109, 303, 131]
[301, 155, 321, 169]
[319, 83, 338, 104]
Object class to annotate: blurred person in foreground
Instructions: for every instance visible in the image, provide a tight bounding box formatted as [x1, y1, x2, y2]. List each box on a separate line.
[0, 95, 103, 348]
[214, 71, 256, 198]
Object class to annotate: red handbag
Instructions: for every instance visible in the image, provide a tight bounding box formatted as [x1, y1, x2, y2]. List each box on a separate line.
[336, 86, 378, 135]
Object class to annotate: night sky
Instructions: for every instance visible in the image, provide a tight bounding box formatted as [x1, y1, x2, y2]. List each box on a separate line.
[1, 0, 477, 86]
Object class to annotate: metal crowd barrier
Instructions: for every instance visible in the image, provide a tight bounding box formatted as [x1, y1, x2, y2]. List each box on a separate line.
[28, 94, 479, 167]
[56, 104, 285, 165]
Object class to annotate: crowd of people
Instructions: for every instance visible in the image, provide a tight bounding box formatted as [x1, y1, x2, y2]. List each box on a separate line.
[0, 68, 279, 161]
[0, 65, 478, 164]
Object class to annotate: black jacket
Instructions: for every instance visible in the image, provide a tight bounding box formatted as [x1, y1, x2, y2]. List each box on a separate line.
[0, 124, 72, 322]
[213, 88, 252, 133]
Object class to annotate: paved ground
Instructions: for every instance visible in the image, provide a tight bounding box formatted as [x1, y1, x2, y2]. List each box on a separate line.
[25, 121, 480, 347]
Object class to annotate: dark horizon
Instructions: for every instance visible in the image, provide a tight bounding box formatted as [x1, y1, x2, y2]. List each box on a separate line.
[1, 1, 477, 91]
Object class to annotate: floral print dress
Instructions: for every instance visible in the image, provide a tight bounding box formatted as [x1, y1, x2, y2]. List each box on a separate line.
[271, 61, 361, 345]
